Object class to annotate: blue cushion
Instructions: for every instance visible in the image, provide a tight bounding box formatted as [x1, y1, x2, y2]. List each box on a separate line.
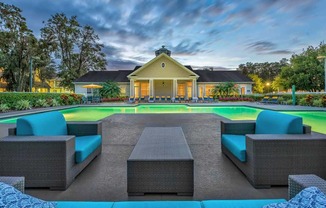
[0, 182, 56, 208]
[112, 201, 202, 208]
[202, 199, 286, 208]
[56, 201, 114, 208]
[255, 110, 303, 134]
[221, 134, 246, 162]
[17, 111, 67, 136]
[263, 187, 326, 208]
[75, 135, 102, 163]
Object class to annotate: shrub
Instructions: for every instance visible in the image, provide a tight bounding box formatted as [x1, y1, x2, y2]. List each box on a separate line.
[34, 99, 49, 108]
[312, 99, 323, 107]
[0, 104, 10, 112]
[321, 95, 326, 107]
[278, 97, 284, 104]
[286, 99, 293, 105]
[305, 94, 314, 106]
[298, 98, 307, 106]
[51, 99, 60, 107]
[15, 100, 31, 110]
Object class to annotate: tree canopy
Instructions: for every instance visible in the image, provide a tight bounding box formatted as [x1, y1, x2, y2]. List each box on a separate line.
[41, 13, 107, 90]
[0, 2, 107, 92]
[280, 43, 326, 92]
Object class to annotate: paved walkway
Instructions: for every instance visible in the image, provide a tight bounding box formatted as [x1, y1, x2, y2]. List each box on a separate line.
[24, 114, 287, 201]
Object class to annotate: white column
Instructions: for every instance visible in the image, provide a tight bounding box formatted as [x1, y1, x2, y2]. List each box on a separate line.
[202, 84, 206, 96]
[173, 79, 177, 97]
[192, 79, 197, 97]
[149, 79, 153, 96]
[130, 79, 134, 97]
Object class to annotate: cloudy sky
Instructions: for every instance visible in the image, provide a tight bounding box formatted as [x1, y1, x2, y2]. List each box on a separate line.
[3, 0, 326, 70]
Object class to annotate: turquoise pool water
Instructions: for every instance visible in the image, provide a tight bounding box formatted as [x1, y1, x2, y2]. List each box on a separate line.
[0, 105, 325, 134]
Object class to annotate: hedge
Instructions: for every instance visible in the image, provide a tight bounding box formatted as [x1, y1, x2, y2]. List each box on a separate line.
[0, 92, 82, 110]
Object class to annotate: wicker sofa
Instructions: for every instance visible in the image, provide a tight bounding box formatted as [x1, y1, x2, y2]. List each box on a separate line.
[0, 111, 102, 190]
[221, 110, 326, 188]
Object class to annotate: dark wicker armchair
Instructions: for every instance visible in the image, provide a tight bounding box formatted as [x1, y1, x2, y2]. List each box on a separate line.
[0, 111, 102, 190]
[221, 110, 326, 188]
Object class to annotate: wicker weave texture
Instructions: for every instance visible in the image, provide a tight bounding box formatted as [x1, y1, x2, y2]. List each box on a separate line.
[221, 121, 326, 188]
[0, 176, 25, 193]
[0, 121, 102, 190]
[288, 174, 326, 199]
[127, 127, 194, 196]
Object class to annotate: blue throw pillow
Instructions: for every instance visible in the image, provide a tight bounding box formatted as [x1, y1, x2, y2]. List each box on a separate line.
[263, 187, 326, 208]
[0, 182, 56, 208]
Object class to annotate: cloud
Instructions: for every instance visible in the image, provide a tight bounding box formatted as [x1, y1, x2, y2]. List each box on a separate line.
[267, 50, 293, 55]
[247, 41, 276, 52]
[247, 41, 293, 55]
[107, 58, 139, 71]
[170, 40, 204, 55]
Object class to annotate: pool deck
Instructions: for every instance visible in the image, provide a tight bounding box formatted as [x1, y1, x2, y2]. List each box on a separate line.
[23, 113, 288, 201]
[0, 102, 324, 201]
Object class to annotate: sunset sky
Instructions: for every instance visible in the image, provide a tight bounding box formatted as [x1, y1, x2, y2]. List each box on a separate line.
[3, 0, 326, 70]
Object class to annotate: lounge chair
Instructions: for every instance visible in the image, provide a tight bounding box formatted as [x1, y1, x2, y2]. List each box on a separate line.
[140, 96, 145, 102]
[166, 96, 171, 103]
[155, 96, 160, 102]
[260, 96, 270, 104]
[128, 96, 135, 103]
[161, 96, 166, 102]
[174, 96, 180, 103]
[0, 111, 102, 190]
[198, 97, 203, 102]
[203, 96, 209, 103]
[148, 96, 154, 103]
[180, 96, 185, 102]
[269, 96, 279, 104]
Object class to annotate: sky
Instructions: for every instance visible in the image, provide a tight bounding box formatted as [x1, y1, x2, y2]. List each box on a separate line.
[3, 0, 326, 71]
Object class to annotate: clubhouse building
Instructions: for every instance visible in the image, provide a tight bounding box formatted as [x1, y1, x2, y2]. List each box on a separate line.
[74, 46, 253, 98]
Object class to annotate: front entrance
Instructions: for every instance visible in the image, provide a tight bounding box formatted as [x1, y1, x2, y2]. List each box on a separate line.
[153, 80, 172, 97]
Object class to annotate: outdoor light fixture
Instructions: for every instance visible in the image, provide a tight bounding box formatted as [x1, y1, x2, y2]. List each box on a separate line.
[317, 55, 326, 92]
[266, 82, 270, 93]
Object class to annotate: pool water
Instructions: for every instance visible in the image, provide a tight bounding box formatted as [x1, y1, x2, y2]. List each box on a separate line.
[0, 105, 325, 134]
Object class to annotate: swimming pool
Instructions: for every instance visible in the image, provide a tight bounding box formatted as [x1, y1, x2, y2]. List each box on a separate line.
[0, 105, 325, 134]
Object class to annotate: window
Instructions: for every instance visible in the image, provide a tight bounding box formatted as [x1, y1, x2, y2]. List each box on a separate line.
[177, 84, 185, 96]
[205, 85, 214, 96]
[161, 62, 165, 68]
[140, 82, 149, 97]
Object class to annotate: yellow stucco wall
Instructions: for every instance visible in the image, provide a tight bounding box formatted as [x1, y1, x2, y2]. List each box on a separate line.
[134, 56, 192, 78]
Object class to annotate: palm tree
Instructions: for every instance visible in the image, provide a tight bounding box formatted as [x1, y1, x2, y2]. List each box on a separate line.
[99, 80, 121, 98]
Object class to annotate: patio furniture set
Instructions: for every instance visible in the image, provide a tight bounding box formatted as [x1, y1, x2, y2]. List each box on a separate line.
[0, 109, 326, 207]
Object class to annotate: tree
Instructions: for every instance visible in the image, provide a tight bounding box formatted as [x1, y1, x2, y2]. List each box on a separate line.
[0, 3, 38, 91]
[280, 43, 325, 92]
[99, 80, 121, 98]
[271, 76, 285, 92]
[212, 82, 238, 98]
[41, 13, 106, 90]
[248, 74, 264, 94]
[238, 59, 288, 84]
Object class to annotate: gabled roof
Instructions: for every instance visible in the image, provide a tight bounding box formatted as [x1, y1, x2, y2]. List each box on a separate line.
[74, 71, 131, 83]
[74, 69, 252, 83]
[127, 53, 199, 78]
[195, 70, 252, 83]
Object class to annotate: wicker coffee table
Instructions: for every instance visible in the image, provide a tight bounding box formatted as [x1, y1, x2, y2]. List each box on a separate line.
[127, 127, 194, 196]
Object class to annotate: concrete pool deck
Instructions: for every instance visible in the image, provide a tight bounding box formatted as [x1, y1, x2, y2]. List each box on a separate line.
[0, 102, 324, 201]
[23, 113, 288, 201]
